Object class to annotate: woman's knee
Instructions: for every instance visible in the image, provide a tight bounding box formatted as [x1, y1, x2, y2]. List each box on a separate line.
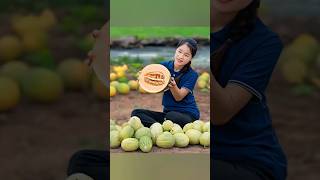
[67, 150, 108, 171]
[165, 111, 193, 126]
[131, 109, 144, 117]
[165, 111, 178, 120]
[67, 150, 92, 175]
[68, 150, 92, 165]
[67, 150, 108, 178]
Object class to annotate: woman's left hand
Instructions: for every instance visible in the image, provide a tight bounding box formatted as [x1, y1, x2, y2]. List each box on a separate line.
[168, 77, 177, 88]
[85, 22, 109, 87]
[85, 30, 101, 66]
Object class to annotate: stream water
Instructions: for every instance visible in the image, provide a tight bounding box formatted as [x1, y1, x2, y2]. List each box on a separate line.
[111, 46, 210, 68]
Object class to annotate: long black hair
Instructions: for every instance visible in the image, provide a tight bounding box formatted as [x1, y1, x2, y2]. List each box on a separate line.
[211, 0, 260, 78]
[174, 38, 198, 83]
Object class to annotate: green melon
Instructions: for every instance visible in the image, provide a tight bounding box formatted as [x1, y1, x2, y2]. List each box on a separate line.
[139, 136, 153, 153]
[162, 120, 174, 131]
[185, 129, 202, 145]
[116, 83, 130, 94]
[128, 116, 143, 131]
[202, 121, 210, 132]
[0, 77, 20, 111]
[110, 130, 121, 148]
[170, 123, 183, 135]
[156, 132, 175, 148]
[0, 61, 29, 83]
[183, 123, 194, 133]
[199, 132, 210, 147]
[134, 127, 152, 140]
[150, 122, 163, 144]
[21, 68, 63, 103]
[121, 138, 139, 152]
[0, 35, 22, 62]
[57, 58, 90, 90]
[174, 133, 189, 148]
[281, 58, 307, 84]
[119, 125, 134, 140]
[192, 120, 204, 132]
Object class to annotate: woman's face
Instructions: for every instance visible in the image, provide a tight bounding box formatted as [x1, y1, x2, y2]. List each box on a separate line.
[212, 0, 253, 13]
[174, 44, 192, 67]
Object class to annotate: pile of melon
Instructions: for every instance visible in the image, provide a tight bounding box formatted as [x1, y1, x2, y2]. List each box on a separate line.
[280, 33, 320, 92]
[0, 61, 64, 108]
[110, 116, 210, 152]
[197, 71, 210, 92]
[0, 9, 57, 64]
[0, 8, 110, 112]
[0, 59, 108, 112]
[110, 64, 147, 97]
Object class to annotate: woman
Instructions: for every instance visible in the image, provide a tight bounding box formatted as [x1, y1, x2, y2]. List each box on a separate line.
[67, 23, 109, 180]
[211, 0, 287, 180]
[131, 38, 200, 127]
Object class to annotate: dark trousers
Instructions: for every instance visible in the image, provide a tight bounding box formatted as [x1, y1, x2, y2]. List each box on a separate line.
[131, 109, 195, 127]
[67, 150, 108, 180]
[212, 159, 275, 180]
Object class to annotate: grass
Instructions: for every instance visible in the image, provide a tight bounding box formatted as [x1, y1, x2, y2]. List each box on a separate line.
[111, 26, 209, 39]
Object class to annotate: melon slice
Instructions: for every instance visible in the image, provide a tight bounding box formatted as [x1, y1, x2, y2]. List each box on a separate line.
[138, 64, 171, 93]
[91, 22, 109, 87]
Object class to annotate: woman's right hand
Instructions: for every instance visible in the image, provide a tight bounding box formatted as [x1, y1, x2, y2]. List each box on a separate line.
[168, 77, 177, 88]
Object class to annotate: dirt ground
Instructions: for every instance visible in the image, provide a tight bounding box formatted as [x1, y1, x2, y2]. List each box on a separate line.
[0, 93, 107, 180]
[0, 72, 319, 179]
[268, 70, 320, 180]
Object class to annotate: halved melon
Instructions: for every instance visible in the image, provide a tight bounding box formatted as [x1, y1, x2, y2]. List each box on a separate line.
[91, 22, 109, 87]
[138, 64, 171, 93]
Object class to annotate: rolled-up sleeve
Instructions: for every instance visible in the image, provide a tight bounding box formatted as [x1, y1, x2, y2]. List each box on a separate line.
[181, 72, 198, 93]
[228, 36, 283, 101]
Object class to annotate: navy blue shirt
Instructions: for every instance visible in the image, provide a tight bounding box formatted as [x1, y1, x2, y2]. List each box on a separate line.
[160, 61, 200, 120]
[211, 19, 287, 180]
